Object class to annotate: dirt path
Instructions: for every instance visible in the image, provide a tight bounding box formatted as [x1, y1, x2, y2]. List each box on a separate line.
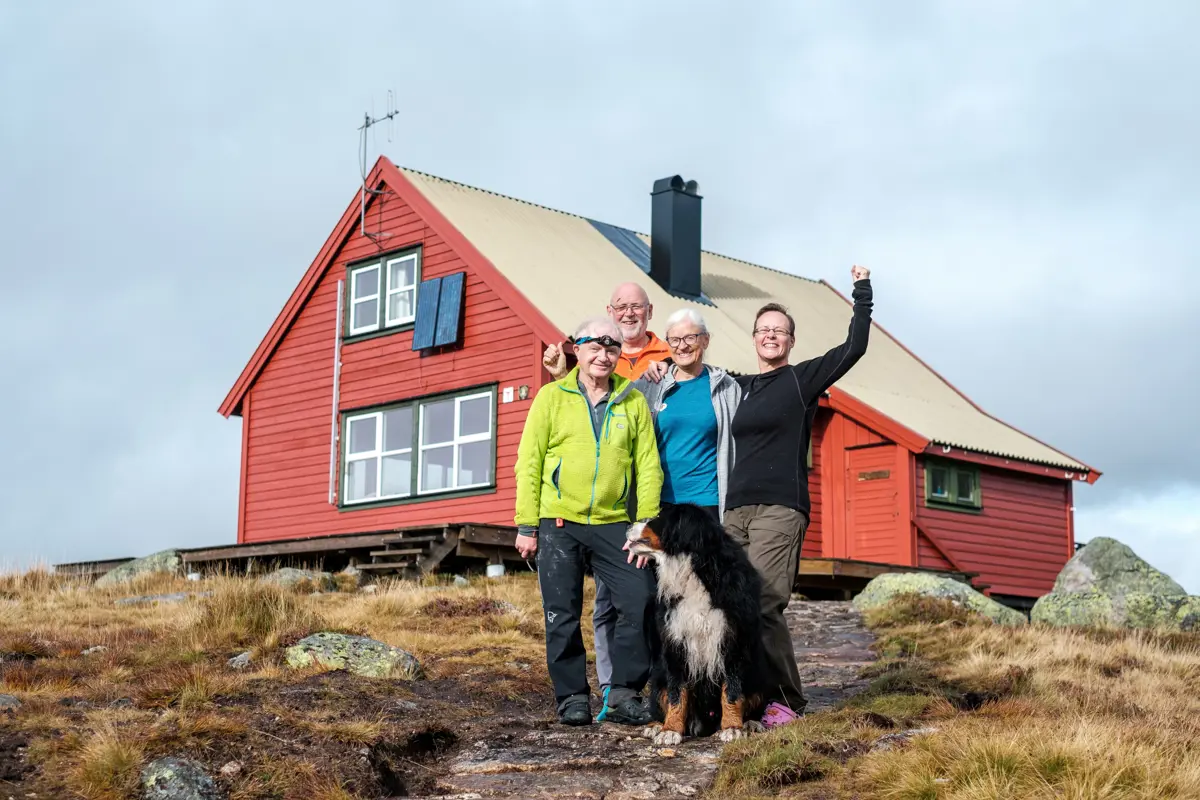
[425, 600, 877, 800]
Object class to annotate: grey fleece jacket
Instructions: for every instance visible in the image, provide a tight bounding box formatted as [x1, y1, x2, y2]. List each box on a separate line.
[633, 364, 742, 519]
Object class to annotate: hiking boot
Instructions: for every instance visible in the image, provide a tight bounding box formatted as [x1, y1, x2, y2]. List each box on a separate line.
[558, 697, 592, 726]
[597, 695, 652, 726]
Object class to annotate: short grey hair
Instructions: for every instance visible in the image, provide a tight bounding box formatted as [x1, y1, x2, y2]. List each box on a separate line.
[572, 316, 623, 342]
[664, 308, 709, 337]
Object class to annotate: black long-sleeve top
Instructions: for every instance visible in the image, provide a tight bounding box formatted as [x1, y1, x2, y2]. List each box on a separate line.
[726, 279, 874, 520]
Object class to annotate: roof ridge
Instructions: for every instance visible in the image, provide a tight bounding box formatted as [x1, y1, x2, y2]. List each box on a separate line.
[397, 163, 822, 286]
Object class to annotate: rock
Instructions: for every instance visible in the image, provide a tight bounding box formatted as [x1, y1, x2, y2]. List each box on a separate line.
[109, 697, 134, 709]
[0, 694, 20, 709]
[871, 726, 940, 752]
[114, 591, 211, 606]
[284, 632, 424, 679]
[140, 755, 224, 800]
[95, 549, 183, 588]
[259, 568, 335, 591]
[360, 584, 379, 594]
[218, 761, 242, 779]
[82, 645, 108, 656]
[852, 572, 1027, 626]
[227, 652, 252, 670]
[1032, 537, 1199, 630]
[453, 575, 470, 588]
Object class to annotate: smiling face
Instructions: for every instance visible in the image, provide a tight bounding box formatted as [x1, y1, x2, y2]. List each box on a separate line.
[607, 283, 652, 345]
[572, 319, 623, 381]
[753, 309, 795, 367]
[665, 319, 709, 370]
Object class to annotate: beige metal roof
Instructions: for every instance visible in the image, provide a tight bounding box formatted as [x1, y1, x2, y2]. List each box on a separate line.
[400, 167, 1089, 473]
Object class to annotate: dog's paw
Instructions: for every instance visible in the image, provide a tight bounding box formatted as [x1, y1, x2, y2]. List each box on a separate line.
[717, 726, 746, 742]
[653, 729, 684, 746]
[640, 724, 663, 740]
[742, 720, 766, 735]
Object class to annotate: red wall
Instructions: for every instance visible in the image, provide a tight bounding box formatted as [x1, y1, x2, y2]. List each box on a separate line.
[915, 458, 1071, 597]
[240, 187, 542, 543]
[804, 410, 828, 558]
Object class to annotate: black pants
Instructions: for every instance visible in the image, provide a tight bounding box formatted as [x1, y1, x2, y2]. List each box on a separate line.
[536, 518, 656, 709]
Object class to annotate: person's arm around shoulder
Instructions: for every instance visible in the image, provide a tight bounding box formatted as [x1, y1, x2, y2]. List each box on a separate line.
[793, 265, 874, 402]
[630, 393, 663, 523]
[513, 388, 554, 557]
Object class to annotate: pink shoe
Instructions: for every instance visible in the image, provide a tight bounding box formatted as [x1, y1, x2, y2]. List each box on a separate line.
[760, 701, 801, 729]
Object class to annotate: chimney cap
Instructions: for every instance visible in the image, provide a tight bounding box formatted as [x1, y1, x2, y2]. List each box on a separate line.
[651, 175, 700, 196]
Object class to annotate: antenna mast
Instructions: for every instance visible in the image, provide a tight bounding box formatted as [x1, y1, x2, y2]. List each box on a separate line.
[358, 90, 398, 240]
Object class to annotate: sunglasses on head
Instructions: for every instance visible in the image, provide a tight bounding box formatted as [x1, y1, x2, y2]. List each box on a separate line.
[573, 334, 622, 349]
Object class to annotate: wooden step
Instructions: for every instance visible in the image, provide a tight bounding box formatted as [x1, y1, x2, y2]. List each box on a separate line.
[380, 534, 443, 546]
[369, 548, 426, 558]
[355, 562, 416, 571]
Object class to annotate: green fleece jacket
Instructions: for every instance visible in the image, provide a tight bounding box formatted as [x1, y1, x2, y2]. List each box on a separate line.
[514, 367, 662, 530]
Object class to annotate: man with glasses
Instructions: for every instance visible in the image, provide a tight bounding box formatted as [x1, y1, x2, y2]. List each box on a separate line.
[514, 317, 663, 727]
[540, 282, 671, 720]
[724, 265, 874, 729]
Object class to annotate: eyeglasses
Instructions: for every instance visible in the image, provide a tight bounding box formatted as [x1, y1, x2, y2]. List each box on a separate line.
[574, 334, 623, 349]
[666, 333, 705, 347]
[609, 303, 647, 314]
[753, 326, 792, 338]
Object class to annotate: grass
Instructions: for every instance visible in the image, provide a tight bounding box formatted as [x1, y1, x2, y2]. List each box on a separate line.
[0, 566, 556, 799]
[714, 593, 1200, 799]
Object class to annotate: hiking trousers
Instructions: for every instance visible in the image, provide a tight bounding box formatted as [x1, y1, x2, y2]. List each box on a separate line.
[723, 503, 808, 712]
[536, 518, 656, 708]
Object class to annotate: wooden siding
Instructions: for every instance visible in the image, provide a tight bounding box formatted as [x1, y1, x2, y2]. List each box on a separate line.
[916, 531, 954, 570]
[819, 412, 906, 562]
[845, 445, 909, 565]
[803, 410, 829, 558]
[241, 187, 539, 543]
[915, 457, 1071, 597]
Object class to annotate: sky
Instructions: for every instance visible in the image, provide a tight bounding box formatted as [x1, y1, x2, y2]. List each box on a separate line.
[1, 2, 1197, 590]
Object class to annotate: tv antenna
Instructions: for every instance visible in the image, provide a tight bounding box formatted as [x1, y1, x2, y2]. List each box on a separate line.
[358, 90, 399, 240]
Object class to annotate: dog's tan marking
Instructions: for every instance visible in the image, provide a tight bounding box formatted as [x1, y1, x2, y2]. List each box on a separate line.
[654, 687, 688, 746]
[717, 687, 746, 742]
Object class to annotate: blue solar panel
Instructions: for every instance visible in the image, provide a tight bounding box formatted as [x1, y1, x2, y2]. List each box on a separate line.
[587, 219, 651, 274]
[410, 276, 442, 350]
[434, 271, 465, 347]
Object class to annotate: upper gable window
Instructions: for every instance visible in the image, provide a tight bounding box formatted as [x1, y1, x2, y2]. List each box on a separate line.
[346, 249, 420, 336]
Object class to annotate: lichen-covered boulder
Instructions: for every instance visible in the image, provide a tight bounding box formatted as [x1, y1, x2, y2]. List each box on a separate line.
[1031, 537, 1198, 630]
[0, 694, 21, 709]
[94, 549, 182, 587]
[852, 572, 1027, 626]
[259, 567, 335, 591]
[285, 632, 424, 679]
[141, 756, 224, 800]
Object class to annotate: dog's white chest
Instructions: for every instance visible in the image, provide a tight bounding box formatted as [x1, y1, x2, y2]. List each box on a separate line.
[656, 555, 730, 682]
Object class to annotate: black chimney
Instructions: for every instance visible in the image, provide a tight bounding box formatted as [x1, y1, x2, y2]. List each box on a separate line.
[650, 175, 703, 300]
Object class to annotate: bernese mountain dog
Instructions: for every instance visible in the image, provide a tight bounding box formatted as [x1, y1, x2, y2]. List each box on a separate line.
[625, 502, 769, 745]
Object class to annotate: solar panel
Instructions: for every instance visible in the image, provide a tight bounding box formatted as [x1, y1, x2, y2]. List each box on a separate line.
[410, 276, 442, 350]
[587, 219, 651, 274]
[434, 271, 465, 347]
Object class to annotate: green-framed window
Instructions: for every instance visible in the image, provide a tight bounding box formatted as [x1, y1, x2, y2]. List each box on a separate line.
[341, 386, 496, 507]
[345, 248, 421, 337]
[924, 458, 981, 510]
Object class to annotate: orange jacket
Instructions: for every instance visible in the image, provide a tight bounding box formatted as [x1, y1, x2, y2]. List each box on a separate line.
[614, 332, 671, 380]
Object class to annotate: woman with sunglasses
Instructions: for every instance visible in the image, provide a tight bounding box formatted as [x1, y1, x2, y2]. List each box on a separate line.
[630, 308, 741, 524]
[513, 317, 663, 728]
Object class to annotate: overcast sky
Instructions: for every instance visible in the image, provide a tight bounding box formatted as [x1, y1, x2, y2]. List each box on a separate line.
[2, 2, 1197, 591]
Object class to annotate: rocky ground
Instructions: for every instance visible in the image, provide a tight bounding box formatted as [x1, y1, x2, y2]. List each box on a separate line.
[423, 600, 876, 800]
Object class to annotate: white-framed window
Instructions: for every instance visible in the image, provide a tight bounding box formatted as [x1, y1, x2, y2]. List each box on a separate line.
[346, 248, 421, 336]
[341, 387, 495, 506]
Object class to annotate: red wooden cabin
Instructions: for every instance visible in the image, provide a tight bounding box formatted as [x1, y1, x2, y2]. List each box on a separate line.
[218, 157, 1099, 605]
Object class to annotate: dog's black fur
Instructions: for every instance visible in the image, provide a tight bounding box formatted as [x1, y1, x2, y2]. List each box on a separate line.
[633, 502, 769, 739]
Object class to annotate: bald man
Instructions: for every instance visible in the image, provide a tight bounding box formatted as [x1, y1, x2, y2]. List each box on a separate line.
[542, 282, 671, 718]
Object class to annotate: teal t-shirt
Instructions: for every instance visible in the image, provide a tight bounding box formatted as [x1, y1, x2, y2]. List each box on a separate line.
[655, 369, 719, 507]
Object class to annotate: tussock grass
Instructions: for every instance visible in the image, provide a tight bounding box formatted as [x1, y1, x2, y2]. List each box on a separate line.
[67, 724, 145, 800]
[715, 592, 1200, 798]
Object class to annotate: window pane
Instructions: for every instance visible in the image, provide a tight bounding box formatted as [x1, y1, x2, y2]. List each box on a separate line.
[956, 470, 976, 503]
[421, 445, 454, 492]
[388, 257, 415, 290]
[352, 297, 378, 330]
[458, 440, 492, 487]
[346, 458, 377, 502]
[347, 416, 377, 455]
[422, 399, 455, 445]
[387, 289, 413, 323]
[383, 407, 413, 452]
[459, 395, 491, 437]
[929, 467, 949, 498]
[353, 266, 380, 299]
[381, 452, 412, 497]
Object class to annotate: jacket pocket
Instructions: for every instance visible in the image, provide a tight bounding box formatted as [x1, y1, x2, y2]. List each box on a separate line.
[613, 471, 628, 509]
[551, 457, 562, 499]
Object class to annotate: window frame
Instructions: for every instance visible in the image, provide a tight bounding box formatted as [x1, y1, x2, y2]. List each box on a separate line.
[339, 385, 498, 509]
[344, 247, 422, 339]
[923, 458, 982, 511]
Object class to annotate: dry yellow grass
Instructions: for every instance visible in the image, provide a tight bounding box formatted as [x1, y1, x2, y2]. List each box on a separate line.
[716, 595, 1200, 799]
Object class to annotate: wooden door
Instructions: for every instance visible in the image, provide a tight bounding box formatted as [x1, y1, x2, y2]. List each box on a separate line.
[845, 445, 903, 564]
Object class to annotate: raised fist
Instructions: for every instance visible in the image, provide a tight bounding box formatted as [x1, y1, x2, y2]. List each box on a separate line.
[851, 265, 871, 282]
[542, 343, 568, 379]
